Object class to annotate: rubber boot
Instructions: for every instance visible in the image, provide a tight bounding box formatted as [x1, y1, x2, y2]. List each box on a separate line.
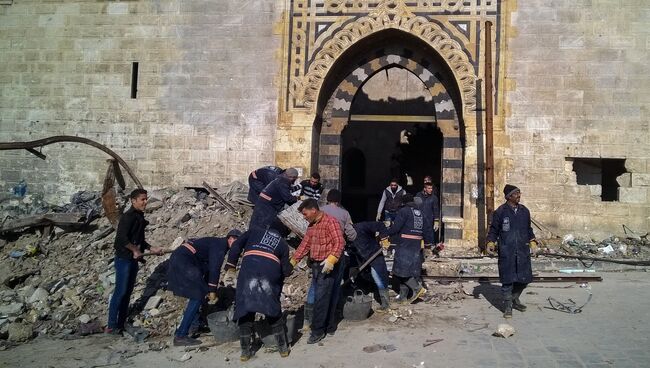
[396, 284, 410, 304]
[512, 291, 527, 312]
[378, 289, 390, 310]
[503, 296, 513, 319]
[239, 322, 254, 362]
[271, 319, 290, 358]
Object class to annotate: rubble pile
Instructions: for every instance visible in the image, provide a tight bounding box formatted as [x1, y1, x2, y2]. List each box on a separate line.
[0, 182, 269, 345]
[553, 233, 650, 259]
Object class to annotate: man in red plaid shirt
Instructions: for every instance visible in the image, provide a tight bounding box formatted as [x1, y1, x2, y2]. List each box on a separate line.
[290, 198, 345, 344]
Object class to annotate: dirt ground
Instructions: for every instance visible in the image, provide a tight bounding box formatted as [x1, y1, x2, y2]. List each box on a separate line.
[2, 271, 649, 368]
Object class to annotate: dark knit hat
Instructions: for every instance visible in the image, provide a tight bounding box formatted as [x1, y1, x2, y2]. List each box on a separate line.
[503, 184, 520, 199]
[402, 193, 414, 204]
[226, 229, 242, 238]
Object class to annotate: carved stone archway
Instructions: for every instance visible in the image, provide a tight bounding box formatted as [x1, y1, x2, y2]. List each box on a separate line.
[316, 49, 465, 241]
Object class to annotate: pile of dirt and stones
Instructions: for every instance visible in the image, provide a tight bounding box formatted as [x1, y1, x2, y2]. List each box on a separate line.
[0, 182, 276, 346]
[543, 231, 650, 259]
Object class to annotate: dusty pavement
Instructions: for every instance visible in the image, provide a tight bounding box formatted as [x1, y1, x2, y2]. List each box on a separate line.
[1, 272, 649, 368]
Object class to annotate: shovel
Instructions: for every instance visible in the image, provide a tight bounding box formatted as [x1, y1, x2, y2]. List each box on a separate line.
[342, 247, 385, 286]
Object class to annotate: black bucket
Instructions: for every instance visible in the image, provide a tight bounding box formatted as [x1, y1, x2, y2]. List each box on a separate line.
[206, 308, 239, 345]
[343, 289, 373, 321]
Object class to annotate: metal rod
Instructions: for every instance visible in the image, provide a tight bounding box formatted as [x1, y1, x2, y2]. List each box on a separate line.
[0, 135, 142, 188]
[422, 275, 602, 283]
[484, 21, 495, 238]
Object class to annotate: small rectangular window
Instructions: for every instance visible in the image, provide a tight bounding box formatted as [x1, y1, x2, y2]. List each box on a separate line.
[568, 158, 627, 201]
[130, 62, 139, 99]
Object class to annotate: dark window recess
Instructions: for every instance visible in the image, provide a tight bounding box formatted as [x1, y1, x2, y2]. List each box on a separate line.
[570, 158, 627, 201]
[130, 62, 139, 99]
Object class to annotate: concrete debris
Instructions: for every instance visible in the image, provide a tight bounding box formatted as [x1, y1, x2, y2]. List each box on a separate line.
[553, 234, 650, 258]
[492, 323, 515, 338]
[7, 322, 32, 342]
[362, 343, 397, 353]
[0, 184, 252, 343]
[174, 352, 192, 362]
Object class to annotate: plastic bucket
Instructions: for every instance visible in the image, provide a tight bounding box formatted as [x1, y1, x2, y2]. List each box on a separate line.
[343, 290, 373, 321]
[206, 310, 239, 345]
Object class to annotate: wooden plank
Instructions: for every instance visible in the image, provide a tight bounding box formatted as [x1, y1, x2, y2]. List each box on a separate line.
[0, 213, 86, 232]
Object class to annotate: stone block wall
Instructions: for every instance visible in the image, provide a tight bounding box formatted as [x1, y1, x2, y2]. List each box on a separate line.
[502, 0, 650, 238]
[0, 0, 283, 203]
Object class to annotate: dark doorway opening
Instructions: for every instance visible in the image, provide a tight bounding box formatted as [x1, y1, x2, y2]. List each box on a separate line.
[341, 121, 443, 222]
[569, 157, 627, 201]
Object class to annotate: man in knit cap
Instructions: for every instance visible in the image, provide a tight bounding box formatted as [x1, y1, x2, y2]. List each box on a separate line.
[486, 184, 537, 319]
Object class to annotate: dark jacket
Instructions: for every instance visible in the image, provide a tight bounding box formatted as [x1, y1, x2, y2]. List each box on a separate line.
[226, 228, 292, 320]
[249, 176, 297, 230]
[376, 185, 405, 218]
[352, 221, 390, 286]
[487, 203, 536, 284]
[114, 207, 150, 260]
[415, 191, 440, 221]
[385, 203, 430, 278]
[167, 237, 229, 300]
[247, 166, 283, 203]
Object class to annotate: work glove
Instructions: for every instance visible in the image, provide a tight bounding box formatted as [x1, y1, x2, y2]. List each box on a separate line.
[223, 269, 236, 287]
[290, 258, 298, 268]
[380, 238, 390, 249]
[375, 213, 381, 221]
[529, 240, 538, 256]
[320, 255, 338, 274]
[207, 292, 218, 305]
[486, 241, 497, 256]
[433, 220, 440, 232]
[421, 240, 425, 249]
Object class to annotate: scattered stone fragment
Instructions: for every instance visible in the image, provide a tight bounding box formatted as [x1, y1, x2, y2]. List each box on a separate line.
[78, 314, 91, 324]
[28, 288, 49, 304]
[7, 322, 33, 342]
[0, 302, 24, 317]
[144, 296, 163, 310]
[492, 323, 515, 338]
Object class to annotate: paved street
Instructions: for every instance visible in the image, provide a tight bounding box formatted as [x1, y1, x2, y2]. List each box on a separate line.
[2, 272, 649, 367]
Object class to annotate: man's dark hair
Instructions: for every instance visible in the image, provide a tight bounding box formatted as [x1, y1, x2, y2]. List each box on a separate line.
[390, 178, 399, 184]
[130, 188, 148, 199]
[298, 198, 319, 211]
[311, 172, 321, 180]
[424, 182, 433, 187]
[326, 189, 341, 203]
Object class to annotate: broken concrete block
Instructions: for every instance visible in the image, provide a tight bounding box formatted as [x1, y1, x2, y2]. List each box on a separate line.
[78, 314, 91, 324]
[616, 173, 632, 188]
[631, 173, 650, 187]
[144, 296, 162, 310]
[7, 322, 33, 342]
[169, 212, 191, 226]
[625, 158, 646, 173]
[618, 187, 647, 203]
[0, 302, 24, 317]
[588, 185, 602, 197]
[493, 323, 515, 338]
[28, 287, 49, 304]
[145, 200, 164, 213]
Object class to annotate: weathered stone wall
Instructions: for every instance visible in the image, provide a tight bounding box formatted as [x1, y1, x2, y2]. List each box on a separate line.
[0, 0, 283, 203]
[501, 0, 650, 237]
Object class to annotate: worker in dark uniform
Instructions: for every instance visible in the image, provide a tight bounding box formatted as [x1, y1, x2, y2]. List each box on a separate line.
[166, 230, 241, 346]
[376, 178, 405, 222]
[351, 221, 391, 310]
[487, 184, 537, 319]
[106, 189, 163, 334]
[224, 228, 293, 361]
[247, 165, 284, 204]
[249, 168, 299, 233]
[385, 193, 432, 304]
[415, 181, 440, 244]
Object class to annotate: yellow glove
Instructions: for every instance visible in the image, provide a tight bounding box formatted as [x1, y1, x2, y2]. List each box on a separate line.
[421, 240, 425, 249]
[486, 241, 497, 255]
[320, 255, 338, 274]
[290, 258, 298, 267]
[433, 220, 440, 232]
[380, 238, 390, 249]
[529, 240, 538, 255]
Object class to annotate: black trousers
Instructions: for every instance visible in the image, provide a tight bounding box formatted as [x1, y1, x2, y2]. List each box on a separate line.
[310, 261, 341, 337]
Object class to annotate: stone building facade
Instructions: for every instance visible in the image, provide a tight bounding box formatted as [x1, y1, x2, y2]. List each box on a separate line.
[0, 0, 648, 248]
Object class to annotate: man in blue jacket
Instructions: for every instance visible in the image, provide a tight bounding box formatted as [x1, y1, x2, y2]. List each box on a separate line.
[385, 193, 433, 304]
[247, 166, 284, 204]
[487, 184, 537, 319]
[225, 228, 293, 361]
[249, 168, 299, 233]
[351, 221, 390, 310]
[166, 230, 241, 346]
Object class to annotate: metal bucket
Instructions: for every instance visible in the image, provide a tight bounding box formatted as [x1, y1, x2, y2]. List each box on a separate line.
[343, 289, 373, 321]
[258, 314, 297, 348]
[206, 308, 239, 345]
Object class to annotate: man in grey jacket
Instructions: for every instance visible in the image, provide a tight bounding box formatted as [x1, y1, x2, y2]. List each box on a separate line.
[321, 189, 356, 242]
